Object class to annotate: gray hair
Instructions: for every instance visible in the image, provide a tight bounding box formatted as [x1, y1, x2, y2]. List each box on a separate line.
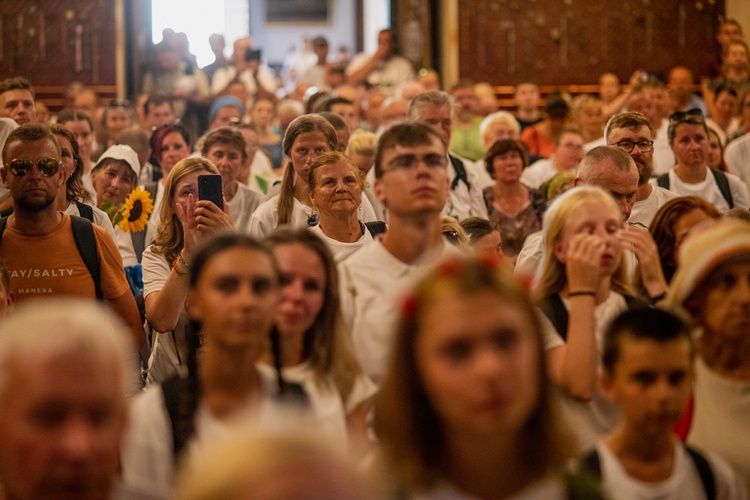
[577, 145, 636, 183]
[408, 91, 453, 121]
[0, 298, 135, 400]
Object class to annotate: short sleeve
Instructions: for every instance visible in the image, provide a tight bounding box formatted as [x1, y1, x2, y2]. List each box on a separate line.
[142, 246, 171, 298]
[344, 373, 378, 414]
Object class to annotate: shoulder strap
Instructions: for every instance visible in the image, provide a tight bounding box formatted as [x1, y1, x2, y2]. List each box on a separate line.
[541, 293, 570, 341]
[709, 168, 734, 209]
[0, 216, 7, 242]
[130, 230, 147, 264]
[579, 448, 602, 479]
[161, 375, 187, 459]
[685, 445, 716, 500]
[143, 182, 158, 201]
[0, 207, 13, 218]
[70, 215, 103, 300]
[656, 173, 670, 189]
[449, 155, 471, 191]
[74, 201, 95, 222]
[624, 294, 650, 310]
[364, 220, 387, 237]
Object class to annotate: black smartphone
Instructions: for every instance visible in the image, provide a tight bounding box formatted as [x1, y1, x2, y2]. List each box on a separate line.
[198, 174, 224, 210]
[245, 48, 262, 62]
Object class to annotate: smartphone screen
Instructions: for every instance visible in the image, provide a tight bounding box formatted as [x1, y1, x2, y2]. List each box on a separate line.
[198, 174, 224, 210]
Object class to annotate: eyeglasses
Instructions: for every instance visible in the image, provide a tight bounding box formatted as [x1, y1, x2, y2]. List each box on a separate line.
[385, 154, 448, 172]
[613, 140, 654, 153]
[7, 158, 60, 177]
[669, 108, 704, 125]
[108, 99, 131, 108]
[560, 143, 584, 152]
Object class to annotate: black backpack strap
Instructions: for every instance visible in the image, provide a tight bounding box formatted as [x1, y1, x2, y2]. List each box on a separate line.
[656, 173, 670, 190]
[0, 216, 7, 240]
[70, 215, 103, 300]
[449, 155, 471, 191]
[364, 221, 387, 238]
[685, 445, 716, 500]
[579, 448, 602, 480]
[0, 207, 13, 218]
[74, 201, 95, 222]
[161, 375, 187, 458]
[541, 293, 570, 341]
[709, 168, 734, 209]
[130, 230, 147, 264]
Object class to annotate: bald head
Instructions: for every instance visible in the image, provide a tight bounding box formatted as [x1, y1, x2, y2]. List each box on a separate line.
[576, 146, 639, 220]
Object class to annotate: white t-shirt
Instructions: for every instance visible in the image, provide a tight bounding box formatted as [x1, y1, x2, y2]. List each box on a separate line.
[117, 371, 290, 499]
[210, 65, 277, 96]
[145, 182, 166, 249]
[629, 186, 680, 228]
[345, 53, 415, 95]
[726, 133, 750, 195]
[64, 201, 116, 240]
[339, 239, 464, 384]
[595, 439, 748, 500]
[256, 361, 377, 452]
[248, 194, 378, 239]
[443, 154, 489, 221]
[309, 223, 374, 262]
[520, 157, 569, 190]
[227, 182, 264, 234]
[652, 119, 675, 176]
[653, 168, 750, 213]
[542, 292, 628, 452]
[688, 358, 750, 493]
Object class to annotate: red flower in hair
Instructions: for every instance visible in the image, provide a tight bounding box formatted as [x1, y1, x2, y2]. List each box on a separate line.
[437, 258, 462, 277]
[401, 295, 420, 318]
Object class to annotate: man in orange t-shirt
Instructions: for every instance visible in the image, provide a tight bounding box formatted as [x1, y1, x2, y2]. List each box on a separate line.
[0, 123, 144, 345]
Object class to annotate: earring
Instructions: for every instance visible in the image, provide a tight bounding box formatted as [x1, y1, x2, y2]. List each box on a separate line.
[307, 206, 319, 227]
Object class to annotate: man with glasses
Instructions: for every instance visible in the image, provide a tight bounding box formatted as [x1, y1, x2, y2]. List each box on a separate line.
[0, 123, 144, 345]
[605, 112, 679, 227]
[520, 130, 585, 190]
[339, 122, 462, 384]
[656, 109, 748, 213]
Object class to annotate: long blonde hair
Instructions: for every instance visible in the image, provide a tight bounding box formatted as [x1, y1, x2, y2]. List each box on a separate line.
[276, 115, 337, 225]
[535, 186, 633, 298]
[152, 157, 220, 265]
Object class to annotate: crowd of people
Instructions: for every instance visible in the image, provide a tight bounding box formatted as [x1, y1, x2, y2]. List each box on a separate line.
[0, 19, 748, 500]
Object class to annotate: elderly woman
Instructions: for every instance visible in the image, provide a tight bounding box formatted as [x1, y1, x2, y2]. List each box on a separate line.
[308, 152, 375, 261]
[665, 219, 750, 491]
[473, 111, 522, 190]
[482, 139, 546, 263]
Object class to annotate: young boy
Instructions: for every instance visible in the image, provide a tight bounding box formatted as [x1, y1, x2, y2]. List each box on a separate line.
[580, 308, 747, 499]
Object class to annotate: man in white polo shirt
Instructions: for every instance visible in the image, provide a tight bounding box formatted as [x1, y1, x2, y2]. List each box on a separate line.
[339, 122, 462, 383]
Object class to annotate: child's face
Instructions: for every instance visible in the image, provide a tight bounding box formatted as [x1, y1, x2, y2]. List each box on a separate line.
[601, 336, 693, 436]
[415, 289, 541, 439]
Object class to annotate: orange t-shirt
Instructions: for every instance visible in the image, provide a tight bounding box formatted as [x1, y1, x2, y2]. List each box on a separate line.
[0, 214, 130, 302]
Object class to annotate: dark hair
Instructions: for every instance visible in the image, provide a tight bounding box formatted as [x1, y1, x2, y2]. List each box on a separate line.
[0, 77, 34, 99]
[320, 97, 353, 112]
[319, 111, 348, 132]
[56, 109, 94, 131]
[459, 217, 499, 245]
[544, 93, 569, 120]
[484, 139, 529, 179]
[144, 94, 174, 116]
[174, 233, 280, 452]
[602, 308, 692, 372]
[149, 123, 191, 167]
[200, 127, 248, 162]
[374, 122, 446, 178]
[49, 124, 85, 203]
[2, 123, 60, 165]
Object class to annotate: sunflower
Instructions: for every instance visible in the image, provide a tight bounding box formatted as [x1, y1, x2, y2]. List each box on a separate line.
[114, 187, 154, 233]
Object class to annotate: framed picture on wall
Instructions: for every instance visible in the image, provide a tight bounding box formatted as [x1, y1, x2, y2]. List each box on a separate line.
[265, 0, 329, 24]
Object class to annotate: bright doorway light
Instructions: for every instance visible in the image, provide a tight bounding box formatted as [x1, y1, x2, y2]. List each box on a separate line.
[151, 0, 226, 67]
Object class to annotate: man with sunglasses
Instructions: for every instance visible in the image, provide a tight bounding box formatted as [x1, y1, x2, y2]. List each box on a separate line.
[0, 123, 144, 346]
[605, 112, 679, 227]
[656, 109, 748, 213]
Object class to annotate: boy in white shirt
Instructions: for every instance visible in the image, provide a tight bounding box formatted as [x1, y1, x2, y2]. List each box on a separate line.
[580, 307, 747, 500]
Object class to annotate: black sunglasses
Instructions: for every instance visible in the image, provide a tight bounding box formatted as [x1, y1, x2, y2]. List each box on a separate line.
[8, 158, 60, 177]
[669, 108, 704, 123]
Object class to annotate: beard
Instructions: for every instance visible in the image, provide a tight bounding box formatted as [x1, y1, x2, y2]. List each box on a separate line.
[636, 158, 654, 186]
[16, 190, 56, 212]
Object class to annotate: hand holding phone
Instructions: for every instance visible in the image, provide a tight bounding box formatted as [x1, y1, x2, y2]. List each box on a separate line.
[198, 174, 224, 211]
